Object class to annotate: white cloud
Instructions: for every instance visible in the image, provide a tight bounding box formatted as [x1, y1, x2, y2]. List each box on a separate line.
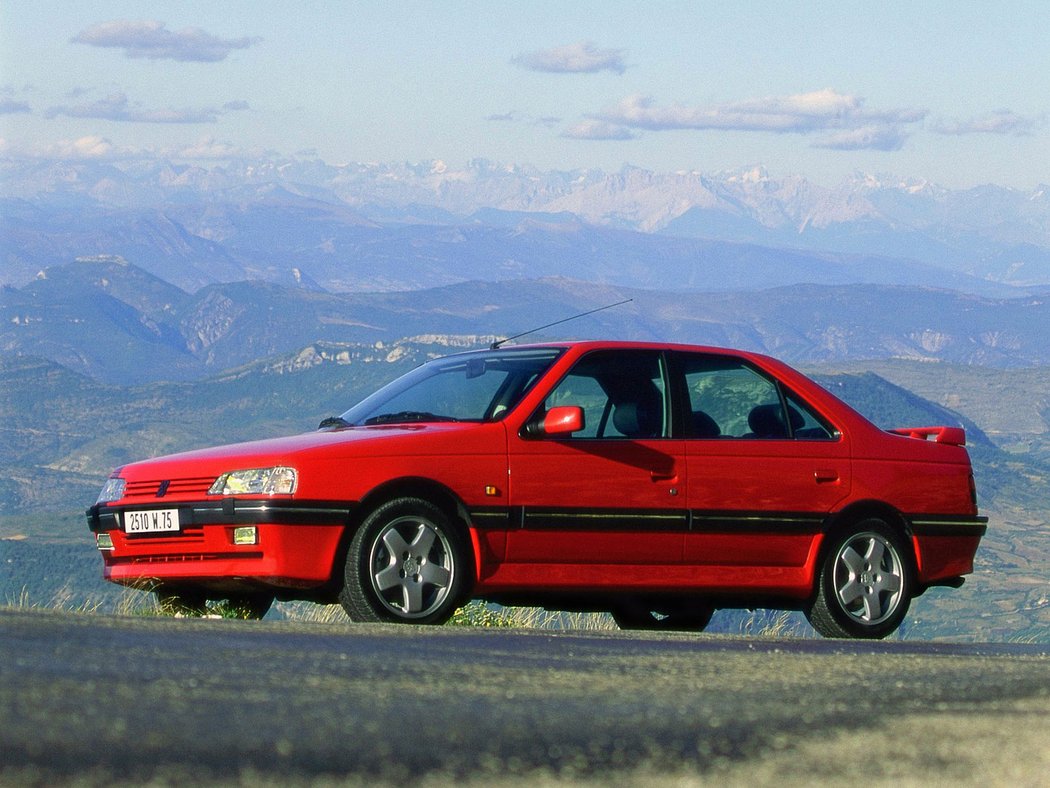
[0, 99, 31, 114]
[933, 110, 1041, 136]
[513, 41, 626, 74]
[561, 120, 636, 141]
[71, 20, 261, 62]
[486, 111, 562, 128]
[19, 135, 121, 159]
[596, 90, 923, 132]
[585, 89, 925, 151]
[173, 136, 251, 159]
[2, 134, 260, 162]
[45, 91, 246, 124]
[812, 125, 908, 151]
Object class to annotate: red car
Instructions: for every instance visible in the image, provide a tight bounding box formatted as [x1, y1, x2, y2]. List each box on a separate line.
[87, 341, 986, 638]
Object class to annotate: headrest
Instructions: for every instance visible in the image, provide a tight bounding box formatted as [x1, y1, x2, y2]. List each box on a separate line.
[613, 401, 660, 438]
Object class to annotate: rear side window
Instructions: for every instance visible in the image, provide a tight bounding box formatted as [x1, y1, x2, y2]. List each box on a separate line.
[783, 390, 838, 440]
[680, 354, 836, 440]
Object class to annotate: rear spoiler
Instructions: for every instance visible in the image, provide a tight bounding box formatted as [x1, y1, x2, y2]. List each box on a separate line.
[887, 426, 966, 446]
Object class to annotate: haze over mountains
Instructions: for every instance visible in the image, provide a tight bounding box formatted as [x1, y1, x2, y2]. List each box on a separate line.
[3, 157, 1049, 295]
[4, 155, 1050, 387]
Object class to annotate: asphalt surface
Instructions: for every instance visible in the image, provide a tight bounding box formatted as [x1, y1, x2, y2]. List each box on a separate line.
[1, 608, 1048, 786]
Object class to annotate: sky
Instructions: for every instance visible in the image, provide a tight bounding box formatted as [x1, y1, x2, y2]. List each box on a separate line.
[1, 1, 1048, 189]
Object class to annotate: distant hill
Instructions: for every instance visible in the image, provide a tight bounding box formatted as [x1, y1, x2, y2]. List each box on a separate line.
[3, 261, 1050, 384]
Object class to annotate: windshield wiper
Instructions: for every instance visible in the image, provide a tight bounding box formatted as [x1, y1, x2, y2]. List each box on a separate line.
[363, 411, 458, 426]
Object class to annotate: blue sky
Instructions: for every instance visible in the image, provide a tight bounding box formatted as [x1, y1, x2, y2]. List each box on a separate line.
[2, 1, 1047, 188]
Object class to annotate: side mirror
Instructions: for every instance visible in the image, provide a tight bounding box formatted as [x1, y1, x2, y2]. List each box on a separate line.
[526, 406, 584, 437]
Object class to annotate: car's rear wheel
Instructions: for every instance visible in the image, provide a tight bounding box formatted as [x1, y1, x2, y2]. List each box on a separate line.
[807, 518, 913, 639]
[612, 599, 714, 631]
[339, 497, 469, 624]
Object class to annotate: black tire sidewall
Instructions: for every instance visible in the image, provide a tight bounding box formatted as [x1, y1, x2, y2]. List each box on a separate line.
[341, 497, 470, 624]
[812, 518, 913, 639]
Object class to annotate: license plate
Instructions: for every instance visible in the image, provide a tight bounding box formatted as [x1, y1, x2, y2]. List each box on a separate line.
[123, 509, 180, 534]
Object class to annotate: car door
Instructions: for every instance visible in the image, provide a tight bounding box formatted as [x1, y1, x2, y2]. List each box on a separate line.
[505, 349, 687, 580]
[674, 352, 851, 572]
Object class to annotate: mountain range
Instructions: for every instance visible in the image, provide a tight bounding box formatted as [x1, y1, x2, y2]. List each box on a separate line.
[3, 157, 1049, 294]
[4, 260, 1050, 385]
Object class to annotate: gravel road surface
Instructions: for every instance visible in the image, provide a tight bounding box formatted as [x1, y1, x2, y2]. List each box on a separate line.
[1, 608, 1048, 786]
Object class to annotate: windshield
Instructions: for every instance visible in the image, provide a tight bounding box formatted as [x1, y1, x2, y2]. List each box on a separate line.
[340, 347, 564, 426]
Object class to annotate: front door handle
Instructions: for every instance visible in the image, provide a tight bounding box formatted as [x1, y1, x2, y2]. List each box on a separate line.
[651, 469, 678, 482]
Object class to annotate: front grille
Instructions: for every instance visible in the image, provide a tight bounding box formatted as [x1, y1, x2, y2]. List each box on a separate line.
[124, 477, 216, 500]
[122, 552, 263, 564]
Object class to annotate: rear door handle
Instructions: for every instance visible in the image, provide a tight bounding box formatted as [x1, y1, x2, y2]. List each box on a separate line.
[814, 469, 840, 484]
[651, 469, 678, 482]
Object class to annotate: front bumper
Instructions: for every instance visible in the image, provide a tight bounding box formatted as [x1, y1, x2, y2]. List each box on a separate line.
[86, 499, 355, 590]
[87, 498, 354, 532]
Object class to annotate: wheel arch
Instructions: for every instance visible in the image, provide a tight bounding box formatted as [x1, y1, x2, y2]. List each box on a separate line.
[328, 476, 479, 592]
[816, 500, 918, 590]
[824, 499, 913, 540]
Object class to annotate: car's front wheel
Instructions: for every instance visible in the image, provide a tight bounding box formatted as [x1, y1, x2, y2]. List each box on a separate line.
[339, 497, 469, 624]
[807, 519, 913, 639]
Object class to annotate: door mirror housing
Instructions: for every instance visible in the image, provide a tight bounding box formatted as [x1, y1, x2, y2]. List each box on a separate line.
[525, 406, 584, 437]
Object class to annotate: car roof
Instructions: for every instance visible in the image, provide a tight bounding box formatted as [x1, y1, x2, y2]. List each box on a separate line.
[486, 339, 774, 362]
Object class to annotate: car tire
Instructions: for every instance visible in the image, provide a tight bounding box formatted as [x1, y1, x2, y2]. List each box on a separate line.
[339, 497, 470, 625]
[807, 518, 913, 639]
[612, 600, 714, 631]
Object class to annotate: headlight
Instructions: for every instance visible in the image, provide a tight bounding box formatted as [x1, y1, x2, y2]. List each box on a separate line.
[96, 477, 126, 504]
[208, 466, 298, 496]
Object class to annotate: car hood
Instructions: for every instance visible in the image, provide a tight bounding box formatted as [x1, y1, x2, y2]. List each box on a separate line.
[118, 422, 500, 478]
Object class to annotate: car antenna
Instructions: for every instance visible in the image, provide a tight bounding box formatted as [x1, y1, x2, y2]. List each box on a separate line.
[489, 298, 634, 349]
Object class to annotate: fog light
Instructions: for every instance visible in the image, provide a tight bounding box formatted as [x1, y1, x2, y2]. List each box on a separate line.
[96, 533, 114, 551]
[233, 526, 258, 546]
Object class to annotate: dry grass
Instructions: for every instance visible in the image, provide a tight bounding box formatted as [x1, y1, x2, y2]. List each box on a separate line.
[448, 602, 618, 630]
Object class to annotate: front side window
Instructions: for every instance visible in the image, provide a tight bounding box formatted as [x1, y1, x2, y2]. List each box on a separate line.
[680, 354, 835, 440]
[537, 350, 667, 439]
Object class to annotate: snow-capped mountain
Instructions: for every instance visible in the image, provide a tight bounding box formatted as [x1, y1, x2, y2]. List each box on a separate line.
[3, 156, 1049, 291]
